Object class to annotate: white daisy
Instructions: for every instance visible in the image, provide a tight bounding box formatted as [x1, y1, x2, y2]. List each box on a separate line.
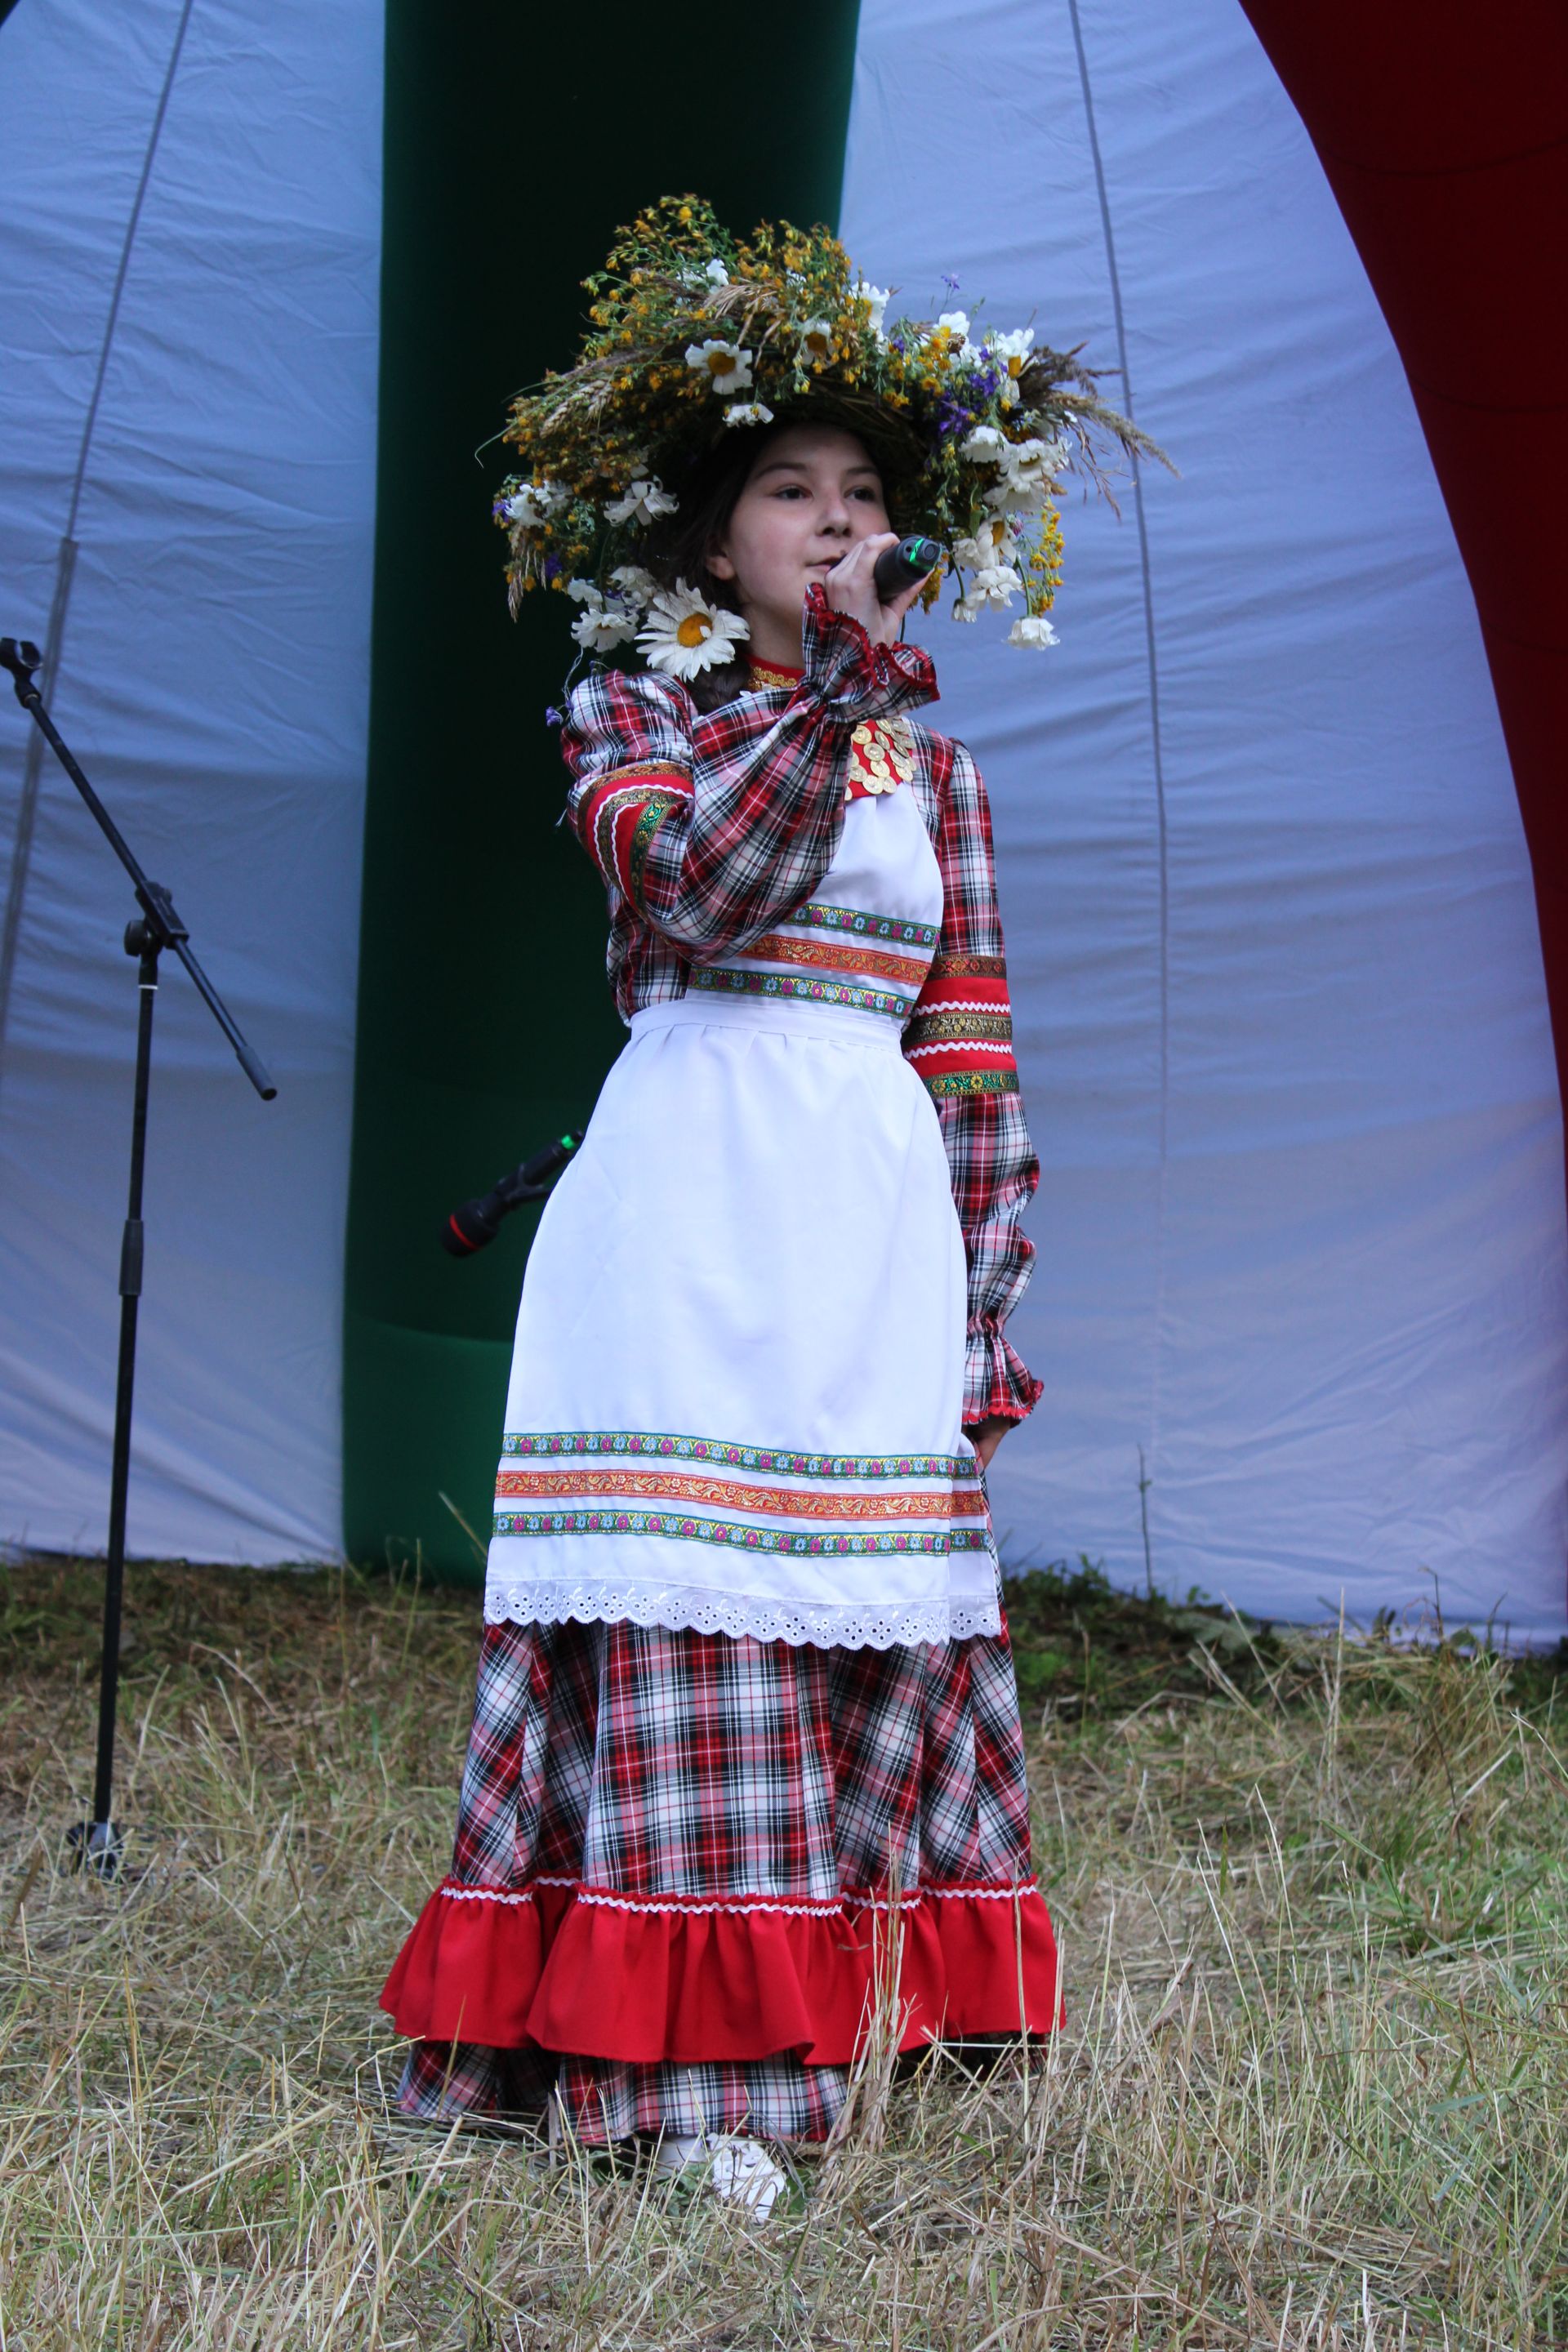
[796, 318, 834, 368]
[684, 338, 754, 395]
[958, 424, 1008, 465]
[637, 581, 750, 680]
[724, 401, 775, 428]
[966, 564, 1024, 610]
[951, 593, 984, 623]
[984, 437, 1070, 512]
[858, 281, 893, 341]
[501, 479, 568, 529]
[1007, 435, 1070, 485]
[705, 256, 729, 286]
[604, 477, 679, 526]
[1009, 614, 1060, 648]
[570, 593, 639, 653]
[952, 515, 1020, 570]
[991, 327, 1036, 406]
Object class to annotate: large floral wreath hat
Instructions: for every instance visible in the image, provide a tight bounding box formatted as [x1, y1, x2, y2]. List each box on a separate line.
[495, 194, 1166, 680]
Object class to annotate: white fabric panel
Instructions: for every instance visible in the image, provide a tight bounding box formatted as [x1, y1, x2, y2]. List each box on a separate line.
[0, 0, 381, 1560]
[842, 0, 1568, 1639]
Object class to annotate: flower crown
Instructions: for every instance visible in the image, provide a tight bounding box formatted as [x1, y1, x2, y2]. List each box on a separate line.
[495, 195, 1164, 682]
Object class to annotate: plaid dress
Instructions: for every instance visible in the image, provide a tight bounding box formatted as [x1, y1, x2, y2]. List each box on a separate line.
[385, 1617, 1058, 2141]
[381, 591, 1057, 2136]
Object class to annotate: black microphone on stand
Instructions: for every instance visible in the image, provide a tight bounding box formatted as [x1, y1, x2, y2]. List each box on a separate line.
[871, 535, 944, 602]
[440, 1131, 583, 1256]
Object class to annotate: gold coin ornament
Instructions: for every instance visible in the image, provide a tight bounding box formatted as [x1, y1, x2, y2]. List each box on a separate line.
[847, 717, 916, 801]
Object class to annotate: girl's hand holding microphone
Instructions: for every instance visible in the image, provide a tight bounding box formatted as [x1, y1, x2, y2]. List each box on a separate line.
[822, 532, 938, 646]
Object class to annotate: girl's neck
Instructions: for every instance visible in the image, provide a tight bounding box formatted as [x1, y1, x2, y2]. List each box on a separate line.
[740, 609, 804, 672]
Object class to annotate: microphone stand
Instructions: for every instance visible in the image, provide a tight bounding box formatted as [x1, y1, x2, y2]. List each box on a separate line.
[0, 637, 276, 1878]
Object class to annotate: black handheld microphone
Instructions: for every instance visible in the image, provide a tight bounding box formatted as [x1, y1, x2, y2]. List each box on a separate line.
[440, 1131, 584, 1257]
[871, 535, 944, 603]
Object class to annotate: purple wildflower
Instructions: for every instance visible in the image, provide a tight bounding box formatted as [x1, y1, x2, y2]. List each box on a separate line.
[544, 704, 564, 728]
[542, 552, 563, 582]
[942, 273, 961, 293]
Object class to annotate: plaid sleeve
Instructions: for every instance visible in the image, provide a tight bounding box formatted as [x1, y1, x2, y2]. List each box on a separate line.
[561, 586, 938, 960]
[904, 737, 1044, 1427]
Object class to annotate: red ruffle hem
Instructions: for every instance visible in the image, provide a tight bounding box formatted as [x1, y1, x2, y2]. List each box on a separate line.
[381, 1874, 1060, 2067]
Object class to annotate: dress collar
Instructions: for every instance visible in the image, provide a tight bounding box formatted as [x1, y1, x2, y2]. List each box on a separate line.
[747, 657, 804, 692]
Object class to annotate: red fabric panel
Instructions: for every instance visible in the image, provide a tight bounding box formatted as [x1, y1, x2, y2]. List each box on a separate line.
[1238, 1, 1568, 1147]
[528, 1901, 865, 2064]
[379, 1882, 570, 2046]
[379, 1878, 1061, 2063]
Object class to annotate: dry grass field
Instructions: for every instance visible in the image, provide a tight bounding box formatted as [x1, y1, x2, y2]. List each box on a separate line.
[0, 1552, 1565, 2350]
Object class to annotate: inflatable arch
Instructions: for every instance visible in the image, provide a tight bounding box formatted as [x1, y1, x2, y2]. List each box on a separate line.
[1, 0, 1563, 1637]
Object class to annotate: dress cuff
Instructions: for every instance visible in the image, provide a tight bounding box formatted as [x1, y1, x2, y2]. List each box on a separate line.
[963, 1325, 1044, 1428]
[800, 582, 938, 721]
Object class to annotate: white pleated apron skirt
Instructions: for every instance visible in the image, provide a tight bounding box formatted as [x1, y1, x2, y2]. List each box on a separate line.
[484, 783, 1000, 1650]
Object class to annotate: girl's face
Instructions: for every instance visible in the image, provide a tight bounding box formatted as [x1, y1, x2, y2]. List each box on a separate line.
[708, 425, 890, 664]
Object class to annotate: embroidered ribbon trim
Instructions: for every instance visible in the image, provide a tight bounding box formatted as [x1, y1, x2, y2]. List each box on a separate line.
[925, 951, 1007, 980]
[688, 967, 914, 1021]
[626, 791, 684, 915]
[490, 1508, 993, 1557]
[787, 902, 939, 948]
[905, 1012, 1015, 1046]
[739, 931, 929, 987]
[921, 1068, 1021, 1098]
[577, 765, 693, 908]
[499, 1431, 973, 1479]
[495, 1468, 982, 1520]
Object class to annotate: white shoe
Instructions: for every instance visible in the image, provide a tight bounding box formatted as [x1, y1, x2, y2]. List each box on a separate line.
[653, 2131, 787, 2218]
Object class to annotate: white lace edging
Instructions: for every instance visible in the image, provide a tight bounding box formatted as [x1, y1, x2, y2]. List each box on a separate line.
[481, 1580, 1001, 1650]
[437, 1878, 576, 1907]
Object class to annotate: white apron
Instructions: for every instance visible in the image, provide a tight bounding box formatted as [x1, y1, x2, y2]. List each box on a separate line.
[483, 782, 1000, 1649]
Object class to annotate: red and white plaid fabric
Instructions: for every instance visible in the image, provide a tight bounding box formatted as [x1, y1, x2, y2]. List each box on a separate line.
[562, 588, 1043, 1424]
[391, 1618, 1055, 2143]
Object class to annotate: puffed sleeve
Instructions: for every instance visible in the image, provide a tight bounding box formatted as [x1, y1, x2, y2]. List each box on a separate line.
[561, 586, 937, 960]
[903, 737, 1044, 1426]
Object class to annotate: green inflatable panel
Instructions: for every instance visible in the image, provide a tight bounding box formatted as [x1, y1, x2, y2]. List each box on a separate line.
[344, 0, 861, 1577]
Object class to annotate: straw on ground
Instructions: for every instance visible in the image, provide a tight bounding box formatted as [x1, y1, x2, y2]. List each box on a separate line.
[0, 1555, 1563, 2349]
